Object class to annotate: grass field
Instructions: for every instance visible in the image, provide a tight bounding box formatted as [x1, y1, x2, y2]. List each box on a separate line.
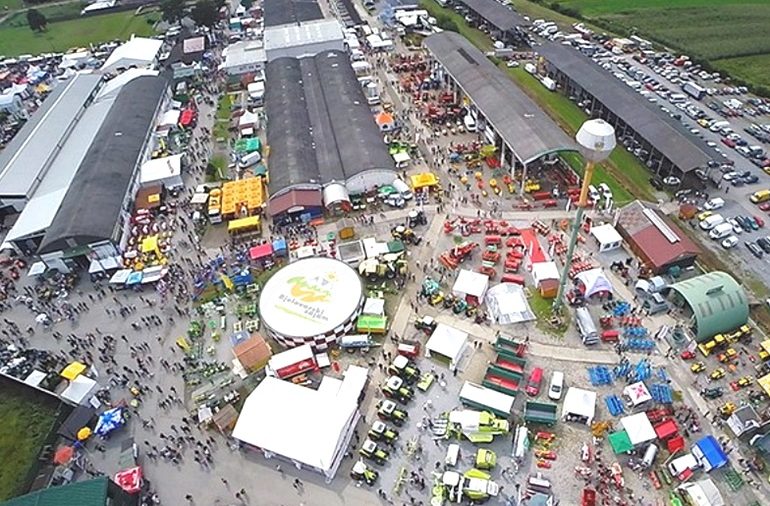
[0, 10, 158, 56]
[541, 0, 770, 91]
[0, 384, 59, 500]
[420, 0, 492, 51]
[0, 2, 84, 28]
[0, 0, 23, 11]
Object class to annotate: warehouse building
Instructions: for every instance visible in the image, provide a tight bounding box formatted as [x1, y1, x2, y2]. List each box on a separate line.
[265, 50, 395, 221]
[264, 19, 345, 62]
[423, 32, 577, 191]
[667, 272, 749, 342]
[263, 0, 324, 28]
[454, 0, 528, 44]
[615, 200, 699, 275]
[33, 75, 167, 271]
[537, 42, 714, 178]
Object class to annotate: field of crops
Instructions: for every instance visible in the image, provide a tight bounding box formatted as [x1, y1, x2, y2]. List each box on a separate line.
[543, 0, 770, 92]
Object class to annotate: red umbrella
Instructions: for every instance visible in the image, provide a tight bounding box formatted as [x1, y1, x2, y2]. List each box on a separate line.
[53, 446, 74, 465]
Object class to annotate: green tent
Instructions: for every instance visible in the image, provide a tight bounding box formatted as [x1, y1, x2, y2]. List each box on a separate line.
[253, 163, 267, 177]
[608, 430, 633, 454]
[235, 137, 261, 154]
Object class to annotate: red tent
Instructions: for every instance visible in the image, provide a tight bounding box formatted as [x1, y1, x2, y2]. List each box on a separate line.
[654, 419, 678, 440]
[180, 108, 197, 127]
[666, 435, 686, 453]
[249, 243, 273, 261]
[114, 466, 143, 494]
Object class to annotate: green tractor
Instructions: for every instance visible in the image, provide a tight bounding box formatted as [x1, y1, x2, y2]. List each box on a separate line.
[381, 375, 414, 403]
[368, 421, 399, 446]
[359, 439, 390, 465]
[350, 460, 379, 485]
[388, 355, 421, 384]
[376, 400, 408, 426]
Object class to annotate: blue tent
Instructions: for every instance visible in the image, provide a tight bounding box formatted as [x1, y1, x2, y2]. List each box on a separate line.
[94, 407, 126, 437]
[693, 435, 728, 472]
[272, 238, 287, 256]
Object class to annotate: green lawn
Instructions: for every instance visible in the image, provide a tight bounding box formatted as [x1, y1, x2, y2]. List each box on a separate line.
[0, 10, 158, 56]
[506, 67, 654, 202]
[419, 0, 492, 51]
[0, 0, 23, 11]
[528, 290, 568, 336]
[0, 385, 59, 500]
[0, 2, 84, 28]
[538, 0, 770, 93]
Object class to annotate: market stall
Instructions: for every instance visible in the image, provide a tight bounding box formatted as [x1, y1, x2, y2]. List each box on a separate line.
[623, 381, 652, 408]
[410, 172, 438, 190]
[484, 282, 535, 324]
[452, 269, 489, 304]
[531, 261, 559, 298]
[139, 155, 184, 189]
[248, 243, 273, 265]
[114, 466, 143, 494]
[590, 223, 623, 252]
[233, 334, 272, 373]
[61, 375, 98, 407]
[425, 323, 468, 371]
[561, 387, 597, 425]
[575, 268, 613, 299]
[228, 216, 261, 235]
[620, 412, 657, 448]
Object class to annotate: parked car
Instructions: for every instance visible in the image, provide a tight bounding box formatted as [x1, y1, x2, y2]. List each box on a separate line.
[525, 367, 544, 396]
[743, 174, 759, 184]
[757, 237, 770, 254]
[755, 216, 765, 228]
[721, 235, 739, 249]
[746, 241, 764, 258]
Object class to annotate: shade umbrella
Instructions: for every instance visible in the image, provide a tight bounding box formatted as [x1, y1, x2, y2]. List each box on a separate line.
[77, 427, 92, 441]
[53, 446, 75, 465]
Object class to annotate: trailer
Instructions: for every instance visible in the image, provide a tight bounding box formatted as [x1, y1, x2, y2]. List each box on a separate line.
[682, 81, 706, 100]
[493, 334, 527, 357]
[523, 401, 558, 426]
[492, 353, 526, 375]
[459, 381, 514, 418]
[483, 366, 523, 396]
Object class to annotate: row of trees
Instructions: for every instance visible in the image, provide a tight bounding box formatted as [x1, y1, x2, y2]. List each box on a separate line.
[160, 0, 227, 28]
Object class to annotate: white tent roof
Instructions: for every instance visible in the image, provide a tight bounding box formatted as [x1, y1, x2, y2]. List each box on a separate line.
[109, 268, 132, 284]
[678, 479, 724, 506]
[452, 269, 489, 298]
[363, 298, 385, 316]
[590, 223, 623, 246]
[140, 154, 183, 187]
[61, 375, 97, 405]
[239, 110, 260, 128]
[561, 387, 597, 422]
[620, 412, 657, 446]
[23, 369, 47, 387]
[158, 109, 180, 128]
[484, 282, 535, 325]
[623, 381, 652, 406]
[531, 261, 559, 284]
[426, 323, 467, 364]
[576, 268, 613, 298]
[101, 37, 163, 72]
[232, 366, 368, 474]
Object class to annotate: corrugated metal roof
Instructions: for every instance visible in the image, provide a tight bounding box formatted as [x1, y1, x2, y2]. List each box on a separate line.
[456, 0, 526, 32]
[0, 477, 108, 506]
[0, 73, 102, 198]
[264, 19, 344, 53]
[264, 0, 323, 27]
[537, 42, 713, 172]
[669, 272, 749, 341]
[424, 32, 577, 163]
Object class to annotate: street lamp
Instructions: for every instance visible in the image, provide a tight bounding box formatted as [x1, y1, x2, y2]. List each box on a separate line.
[552, 119, 616, 313]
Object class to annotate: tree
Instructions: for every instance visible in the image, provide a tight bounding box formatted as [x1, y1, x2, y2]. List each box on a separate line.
[191, 0, 219, 28]
[27, 8, 47, 32]
[240, 0, 253, 9]
[160, 0, 186, 23]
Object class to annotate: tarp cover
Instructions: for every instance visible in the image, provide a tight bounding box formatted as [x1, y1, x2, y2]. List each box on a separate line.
[425, 323, 468, 366]
[576, 268, 613, 298]
[608, 430, 633, 454]
[485, 282, 535, 325]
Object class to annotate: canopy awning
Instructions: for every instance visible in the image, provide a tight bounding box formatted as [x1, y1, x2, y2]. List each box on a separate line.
[620, 412, 657, 446]
[110, 268, 132, 284]
[623, 381, 652, 406]
[61, 361, 87, 380]
[28, 261, 47, 277]
[655, 419, 679, 440]
[609, 430, 633, 454]
[576, 268, 613, 298]
[228, 215, 261, 233]
[452, 269, 489, 299]
[561, 387, 596, 424]
[249, 243, 273, 260]
[410, 172, 438, 189]
[425, 323, 468, 368]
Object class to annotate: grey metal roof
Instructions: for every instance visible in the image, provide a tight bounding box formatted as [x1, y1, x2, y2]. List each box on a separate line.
[264, 19, 344, 53]
[39, 76, 166, 254]
[265, 58, 321, 194]
[537, 42, 713, 172]
[264, 0, 323, 27]
[265, 51, 394, 196]
[0, 73, 102, 199]
[424, 32, 577, 164]
[456, 0, 526, 32]
[336, 0, 362, 26]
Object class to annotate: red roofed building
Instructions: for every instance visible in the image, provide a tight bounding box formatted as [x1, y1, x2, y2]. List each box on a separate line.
[616, 201, 699, 275]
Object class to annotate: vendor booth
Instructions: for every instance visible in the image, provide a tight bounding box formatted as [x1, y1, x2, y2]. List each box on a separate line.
[620, 412, 657, 447]
[139, 154, 184, 189]
[266, 343, 319, 379]
[356, 314, 387, 334]
[233, 334, 272, 372]
[425, 323, 468, 371]
[114, 466, 143, 494]
[531, 261, 559, 298]
[575, 268, 613, 299]
[229, 216, 261, 235]
[561, 387, 597, 425]
[693, 435, 728, 472]
[221, 178, 265, 219]
[61, 375, 99, 407]
[677, 479, 724, 506]
[248, 242, 273, 264]
[590, 224, 623, 252]
[452, 269, 489, 303]
[410, 172, 438, 190]
[134, 184, 163, 212]
[623, 381, 652, 408]
[608, 430, 634, 455]
[484, 282, 535, 324]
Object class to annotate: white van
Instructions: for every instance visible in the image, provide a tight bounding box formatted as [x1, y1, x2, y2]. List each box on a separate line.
[709, 222, 732, 240]
[709, 120, 729, 132]
[392, 179, 413, 200]
[703, 197, 724, 210]
[669, 93, 687, 103]
[699, 214, 724, 230]
[548, 371, 564, 400]
[668, 453, 698, 477]
[238, 151, 262, 169]
[463, 113, 477, 132]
